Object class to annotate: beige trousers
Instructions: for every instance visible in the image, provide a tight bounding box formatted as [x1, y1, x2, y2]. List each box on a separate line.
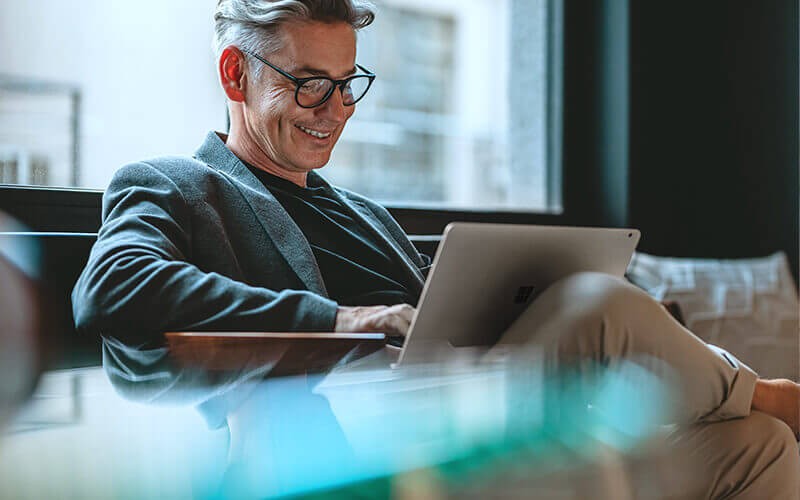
[497, 272, 799, 499]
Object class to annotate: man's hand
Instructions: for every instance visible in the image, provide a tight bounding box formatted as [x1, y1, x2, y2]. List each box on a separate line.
[334, 304, 416, 337]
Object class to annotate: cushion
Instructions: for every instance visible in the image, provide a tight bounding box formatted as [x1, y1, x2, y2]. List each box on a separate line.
[627, 252, 799, 379]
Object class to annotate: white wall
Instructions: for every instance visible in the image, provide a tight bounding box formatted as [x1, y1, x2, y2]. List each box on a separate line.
[0, 0, 227, 189]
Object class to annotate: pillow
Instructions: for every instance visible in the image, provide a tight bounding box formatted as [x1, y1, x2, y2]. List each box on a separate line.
[627, 252, 799, 379]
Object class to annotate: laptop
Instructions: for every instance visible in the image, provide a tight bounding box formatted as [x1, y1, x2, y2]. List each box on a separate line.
[396, 223, 640, 365]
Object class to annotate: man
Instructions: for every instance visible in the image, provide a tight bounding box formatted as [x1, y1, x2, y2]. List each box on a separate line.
[72, 1, 799, 497]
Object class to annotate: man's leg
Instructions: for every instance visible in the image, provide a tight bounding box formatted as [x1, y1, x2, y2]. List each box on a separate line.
[496, 272, 758, 424]
[667, 411, 799, 499]
[494, 272, 799, 498]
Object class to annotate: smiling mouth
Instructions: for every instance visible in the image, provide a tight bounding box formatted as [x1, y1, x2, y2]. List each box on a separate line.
[296, 125, 332, 139]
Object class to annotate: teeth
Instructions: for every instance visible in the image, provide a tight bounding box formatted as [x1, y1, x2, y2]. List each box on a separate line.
[298, 125, 331, 139]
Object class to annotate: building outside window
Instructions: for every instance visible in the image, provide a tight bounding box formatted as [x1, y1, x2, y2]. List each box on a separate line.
[0, 0, 560, 213]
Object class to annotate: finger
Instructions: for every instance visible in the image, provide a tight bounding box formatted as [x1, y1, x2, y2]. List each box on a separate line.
[388, 303, 416, 324]
[378, 311, 410, 336]
[399, 303, 416, 323]
[392, 313, 412, 336]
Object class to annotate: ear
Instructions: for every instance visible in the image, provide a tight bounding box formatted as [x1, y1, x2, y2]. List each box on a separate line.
[219, 46, 247, 102]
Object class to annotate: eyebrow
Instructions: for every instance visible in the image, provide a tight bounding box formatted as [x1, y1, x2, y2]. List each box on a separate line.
[294, 66, 358, 79]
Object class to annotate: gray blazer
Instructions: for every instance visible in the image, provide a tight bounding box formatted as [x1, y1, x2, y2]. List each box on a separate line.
[72, 131, 429, 342]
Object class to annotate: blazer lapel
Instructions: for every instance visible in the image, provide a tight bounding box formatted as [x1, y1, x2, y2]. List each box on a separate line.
[308, 173, 426, 294]
[194, 132, 329, 296]
[350, 200, 426, 294]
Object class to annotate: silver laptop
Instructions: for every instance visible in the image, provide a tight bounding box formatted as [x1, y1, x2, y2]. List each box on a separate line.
[397, 223, 641, 364]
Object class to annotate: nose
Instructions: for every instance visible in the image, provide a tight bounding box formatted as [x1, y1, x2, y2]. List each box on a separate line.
[315, 85, 347, 122]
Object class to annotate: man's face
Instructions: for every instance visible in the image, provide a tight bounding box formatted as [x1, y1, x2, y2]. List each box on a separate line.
[244, 21, 357, 174]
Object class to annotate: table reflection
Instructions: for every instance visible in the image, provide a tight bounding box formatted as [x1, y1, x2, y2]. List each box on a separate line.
[1, 336, 705, 499]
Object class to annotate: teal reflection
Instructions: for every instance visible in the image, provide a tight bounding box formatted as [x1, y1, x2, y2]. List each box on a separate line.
[201, 357, 672, 498]
[100, 340, 675, 499]
[584, 359, 673, 451]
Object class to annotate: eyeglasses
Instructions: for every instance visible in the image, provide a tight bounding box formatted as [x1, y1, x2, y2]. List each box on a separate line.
[243, 50, 376, 109]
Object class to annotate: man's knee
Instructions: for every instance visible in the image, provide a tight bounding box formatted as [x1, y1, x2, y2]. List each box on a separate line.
[717, 412, 800, 497]
[498, 272, 642, 347]
[747, 412, 799, 470]
[542, 272, 659, 337]
[499, 272, 660, 349]
[669, 412, 799, 498]
[553, 272, 650, 314]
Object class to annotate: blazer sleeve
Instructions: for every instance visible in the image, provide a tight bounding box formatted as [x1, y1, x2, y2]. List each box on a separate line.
[71, 162, 338, 342]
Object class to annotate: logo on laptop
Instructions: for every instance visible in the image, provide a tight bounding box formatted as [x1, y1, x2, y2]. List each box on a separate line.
[514, 286, 536, 304]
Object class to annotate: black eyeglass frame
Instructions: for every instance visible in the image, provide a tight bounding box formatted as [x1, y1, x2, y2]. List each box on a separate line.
[243, 50, 376, 109]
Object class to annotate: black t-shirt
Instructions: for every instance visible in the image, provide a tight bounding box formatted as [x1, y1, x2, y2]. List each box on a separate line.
[246, 165, 418, 307]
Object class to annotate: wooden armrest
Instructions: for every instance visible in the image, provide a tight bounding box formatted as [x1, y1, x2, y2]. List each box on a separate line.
[165, 331, 386, 376]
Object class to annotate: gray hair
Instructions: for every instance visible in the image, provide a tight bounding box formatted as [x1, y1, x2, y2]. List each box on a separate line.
[213, 0, 375, 78]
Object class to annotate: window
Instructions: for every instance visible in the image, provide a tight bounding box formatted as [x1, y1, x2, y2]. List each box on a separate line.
[0, 0, 561, 213]
[330, 0, 561, 212]
[0, 79, 80, 186]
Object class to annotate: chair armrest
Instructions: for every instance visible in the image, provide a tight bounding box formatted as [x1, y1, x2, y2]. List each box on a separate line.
[165, 331, 386, 376]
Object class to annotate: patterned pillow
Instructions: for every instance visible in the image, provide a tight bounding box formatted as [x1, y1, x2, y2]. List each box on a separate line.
[627, 252, 799, 379]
